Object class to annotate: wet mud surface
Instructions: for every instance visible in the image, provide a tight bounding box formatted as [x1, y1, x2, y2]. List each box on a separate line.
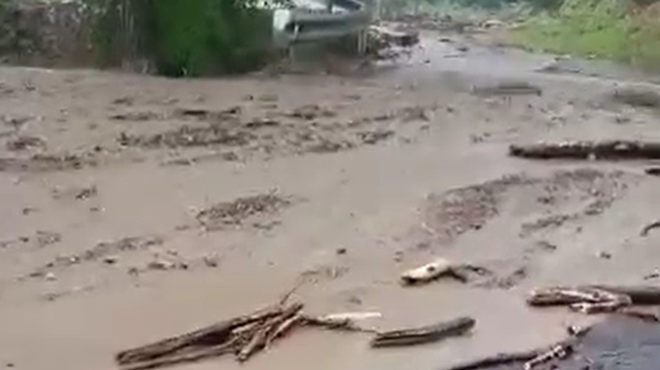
[2, 24, 660, 370]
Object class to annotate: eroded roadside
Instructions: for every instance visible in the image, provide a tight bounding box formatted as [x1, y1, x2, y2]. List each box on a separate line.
[2, 24, 660, 370]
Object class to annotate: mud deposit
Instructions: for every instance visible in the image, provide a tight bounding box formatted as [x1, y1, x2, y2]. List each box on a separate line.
[3, 28, 660, 370]
[421, 169, 637, 245]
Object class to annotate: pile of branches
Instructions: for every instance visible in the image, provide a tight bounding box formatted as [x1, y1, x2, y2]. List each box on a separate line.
[116, 303, 306, 370]
[116, 298, 475, 370]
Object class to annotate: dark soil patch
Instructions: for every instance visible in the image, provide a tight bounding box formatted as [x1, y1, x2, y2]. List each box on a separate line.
[196, 193, 292, 231]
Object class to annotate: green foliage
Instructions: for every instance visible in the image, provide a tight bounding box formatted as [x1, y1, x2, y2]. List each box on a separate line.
[508, 0, 660, 70]
[89, 0, 272, 76]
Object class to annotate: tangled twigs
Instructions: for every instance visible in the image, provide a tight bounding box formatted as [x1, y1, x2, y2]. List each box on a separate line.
[237, 303, 304, 362]
[116, 302, 303, 370]
[116, 304, 283, 365]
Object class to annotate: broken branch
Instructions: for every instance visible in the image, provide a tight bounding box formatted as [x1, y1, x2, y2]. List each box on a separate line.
[236, 302, 303, 362]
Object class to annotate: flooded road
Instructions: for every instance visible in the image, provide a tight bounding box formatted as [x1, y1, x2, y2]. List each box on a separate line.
[1, 28, 660, 370]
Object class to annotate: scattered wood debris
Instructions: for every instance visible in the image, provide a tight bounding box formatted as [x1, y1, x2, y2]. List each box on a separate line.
[641, 220, 660, 237]
[117, 299, 471, 369]
[371, 316, 475, 348]
[527, 285, 660, 314]
[509, 140, 660, 160]
[116, 304, 294, 369]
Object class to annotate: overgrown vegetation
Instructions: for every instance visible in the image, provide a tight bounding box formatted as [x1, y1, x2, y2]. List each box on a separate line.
[507, 0, 660, 69]
[89, 0, 273, 76]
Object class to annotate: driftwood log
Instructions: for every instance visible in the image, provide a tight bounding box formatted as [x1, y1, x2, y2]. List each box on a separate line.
[509, 140, 660, 160]
[528, 285, 660, 314]
[371, 316, 475, 348]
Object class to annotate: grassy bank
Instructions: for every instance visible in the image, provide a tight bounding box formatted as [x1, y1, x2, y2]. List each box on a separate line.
[507, 0, 660, 70]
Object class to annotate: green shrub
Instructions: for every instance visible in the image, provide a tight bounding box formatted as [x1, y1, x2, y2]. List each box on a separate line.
[89, 0, 272, 76]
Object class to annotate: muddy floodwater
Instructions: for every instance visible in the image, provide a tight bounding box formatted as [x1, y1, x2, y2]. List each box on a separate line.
[2, 28, 660, 370]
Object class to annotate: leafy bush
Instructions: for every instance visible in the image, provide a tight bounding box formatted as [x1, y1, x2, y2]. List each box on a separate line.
[89, 0, 273, 76]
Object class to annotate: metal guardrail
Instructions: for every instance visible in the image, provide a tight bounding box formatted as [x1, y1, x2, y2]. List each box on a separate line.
[273, 0, 371, 48]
